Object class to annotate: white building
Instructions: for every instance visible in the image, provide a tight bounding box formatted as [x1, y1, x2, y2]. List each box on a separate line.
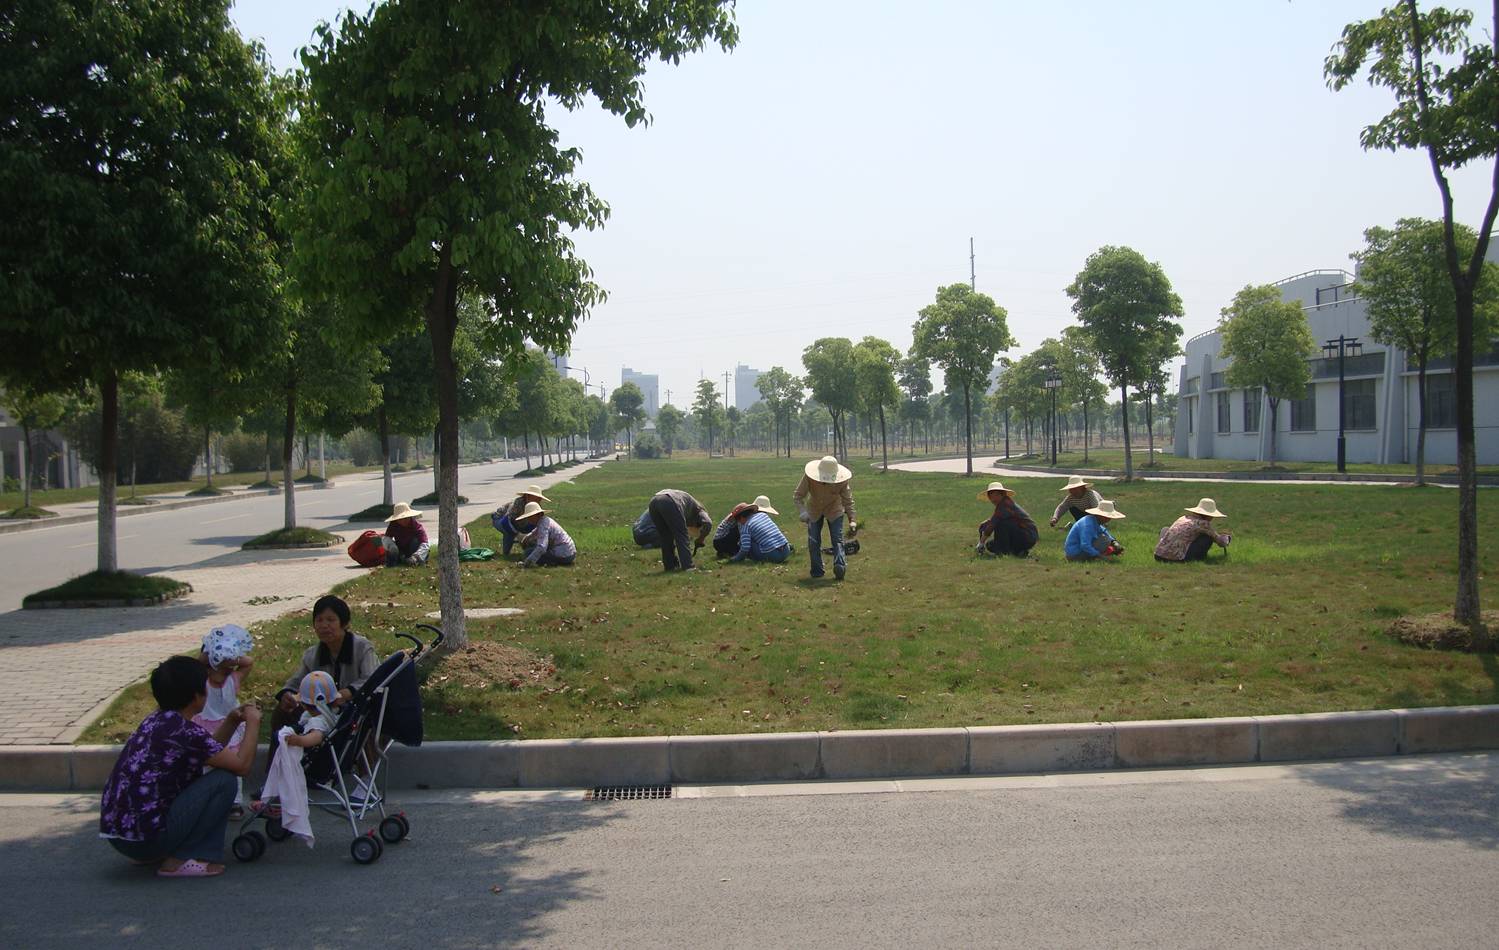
[1174, 263, 1499, 466]
[734, 364, 764, 411]
[620, 367, 660, 418]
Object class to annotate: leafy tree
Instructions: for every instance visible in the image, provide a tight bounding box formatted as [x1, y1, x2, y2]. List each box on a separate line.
[1065, 246, 1183, 480]
[755, 366, 802, 458]
[0, 0, 282, 574]
[1352, 218, 1499, 484]
[802, 337, 858, 461]
[911, 284, 1013, 475]
[1218, 284, 1316, 468]
[898, 351, 934, 454]
[853, 336, 901, 471]
[655, 403, 686, 455]
[1327, 0, 1499, 636]
[609, 382, 647, 452]
[296, 1, 737, 648]
[584, 394, 611, 455]
[1058, 328, 1108, 463]
[0, 381, 68, 508]
[724, 405, 741, 456]
[691, 379, 724, 454]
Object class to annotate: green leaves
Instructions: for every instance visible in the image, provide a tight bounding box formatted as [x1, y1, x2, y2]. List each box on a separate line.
[1218, 284, 1315, 403]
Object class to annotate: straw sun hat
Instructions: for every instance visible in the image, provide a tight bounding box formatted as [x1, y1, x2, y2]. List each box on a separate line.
[1058, 475, 1093, 492]
[1084, 499, 1126, 520]
[1185, 498, 1226, 518]
[805, 456, 852, 484]
[976, 481, 1016, 501]
[384, 502, 424, 522]
[519, 485, 550, 502]
[750, 494, 780, 516]
[515, 501, 549, 523]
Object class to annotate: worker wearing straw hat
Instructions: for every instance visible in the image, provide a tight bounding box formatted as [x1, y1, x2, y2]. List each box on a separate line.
[1064, 499, 1126, 561]
[491, 485, 551, 556]
[513, 501, 577, 567]
[1050, 475, 1102, 528]
[794, 456, 857, 580]
[383, 502, 429, 566]
[1154, 498, 1232, 563]
[975, 481, 1038, 557]
[728, 498, 792, 564]
[647, 488, 713, 572]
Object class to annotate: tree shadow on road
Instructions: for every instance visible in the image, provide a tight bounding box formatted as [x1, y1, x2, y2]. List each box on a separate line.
[0, 793, 623, 949]
[0, 600, 218, 650]
[1295, 753, 1499, 850]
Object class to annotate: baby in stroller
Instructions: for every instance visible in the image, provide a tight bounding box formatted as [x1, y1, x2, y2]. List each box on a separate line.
[234, 627, 436, 866]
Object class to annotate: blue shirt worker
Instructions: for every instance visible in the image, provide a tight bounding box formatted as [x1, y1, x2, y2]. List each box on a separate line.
[1064, 499, 1126, 561]
[729, 501, 792, 564]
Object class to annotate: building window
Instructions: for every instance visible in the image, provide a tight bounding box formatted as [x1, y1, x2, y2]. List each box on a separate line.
[1185, 377, 1199, 395]
[1342, 378, 1376, 430]
[1209, 371, 1226, 390]
[1216, 392, 1230, 433]
[1290, 384, 1317, 431]
[1243, 388, 1261, 432]
[1311, 351, 1385, 379]
[1426, 373, 1456, 428]
[1187, 398, 1193, 433]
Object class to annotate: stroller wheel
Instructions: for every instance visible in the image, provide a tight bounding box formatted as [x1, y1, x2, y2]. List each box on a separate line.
[350, 833, 382, 865]
[379, 815, 409, 844]
[264, 816, 291, 842]
[232, 832, 264, 863]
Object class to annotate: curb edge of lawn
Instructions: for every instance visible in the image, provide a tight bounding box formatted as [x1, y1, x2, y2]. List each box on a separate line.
[6, 704, 1496, 792]
[990, 460, 1499, 486]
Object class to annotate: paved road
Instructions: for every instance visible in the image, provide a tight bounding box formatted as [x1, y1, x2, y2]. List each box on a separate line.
[3, 753, 1495, 948]
[0, 460, 531, 613]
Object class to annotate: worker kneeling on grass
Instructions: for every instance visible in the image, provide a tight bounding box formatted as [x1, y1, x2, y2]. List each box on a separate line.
[1064, 499, 1126, 561]
[728, 499, 793, 564]
[1154, 498, 1231, 563]
[975, 481, 1038, 557]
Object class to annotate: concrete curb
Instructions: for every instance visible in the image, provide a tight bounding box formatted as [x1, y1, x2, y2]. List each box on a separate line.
[984, 461, 1496, 487]
[7, 704, 1497, 792]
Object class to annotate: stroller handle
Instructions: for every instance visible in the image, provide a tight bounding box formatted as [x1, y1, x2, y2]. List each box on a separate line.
[396, 623, 446, 657]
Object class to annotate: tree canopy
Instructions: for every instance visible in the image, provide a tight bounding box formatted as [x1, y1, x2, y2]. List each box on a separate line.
[1218, 284, 1315, 468]
[911, 284, 1013, 474]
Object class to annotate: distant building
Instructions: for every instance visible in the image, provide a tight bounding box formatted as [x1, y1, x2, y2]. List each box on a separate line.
[621, 367, 660, 418]
[0, 395, 92, 490]
[1175, 255, 1499, 466]
[734, 364, 764, 411]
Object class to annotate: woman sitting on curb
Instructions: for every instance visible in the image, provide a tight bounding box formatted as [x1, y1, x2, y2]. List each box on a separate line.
[514, 500, 577, 567]
[1050, 475, 1102, 528]
[100, 656, 261, 878]
[1154, 498, 1232, 563]
[1064, 499, 1126, 561]
[975, 481, 1038, 557]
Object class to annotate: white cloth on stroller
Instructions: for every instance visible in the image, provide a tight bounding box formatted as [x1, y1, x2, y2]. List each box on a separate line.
[262, 726, 314, 847]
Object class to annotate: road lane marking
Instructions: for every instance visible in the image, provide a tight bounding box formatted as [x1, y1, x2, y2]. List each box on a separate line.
[202, 514, 249, 525]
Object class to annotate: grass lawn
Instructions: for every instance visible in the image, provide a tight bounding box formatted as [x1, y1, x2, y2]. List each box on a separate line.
[81, 457, 1499, 745]
[241, 526, 343, 549]
[997, 447, 1499, 478]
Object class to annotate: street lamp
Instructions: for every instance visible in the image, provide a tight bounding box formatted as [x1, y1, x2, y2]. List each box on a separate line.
[1043, 367, 1063, 467]
[1321, 335, 1362, 474]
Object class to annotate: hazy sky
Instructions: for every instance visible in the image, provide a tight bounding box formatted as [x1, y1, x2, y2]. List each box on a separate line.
[231, 0, 1495, 408]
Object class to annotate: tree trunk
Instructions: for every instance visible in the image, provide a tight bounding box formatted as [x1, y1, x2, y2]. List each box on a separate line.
[1082, 399, 1090, 464]
[522, 432, 531, 470]
[378, 405, 394, 506]
[319, 432, 326, 481]
[1454, 286, 1481, 637]
[425, 241, 466, 651]
[1144, 396, 1155, 466]
[433, 425, 440, 495]
[1267, 399, 1279, 467]
[1415, 362, 1428, 486]
[1119, 383, 1134, 480]
[97, 371, 119, 573]
[263, 430, 271, 487]
[283, 385, 297, 530]
[962, 384, 973, 475]
[303, 433, 311, 477]
[204, 425, 214, 490]
[18, 425, 30, 509]
[878, 403, 888, 472]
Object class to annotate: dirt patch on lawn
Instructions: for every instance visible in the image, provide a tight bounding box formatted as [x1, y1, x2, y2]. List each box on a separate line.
[433, 640, 555, 690]
[1388, 611, 1499, 652]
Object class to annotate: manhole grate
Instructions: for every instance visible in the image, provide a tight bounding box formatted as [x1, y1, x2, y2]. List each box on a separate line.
[585, 785, 673, 801]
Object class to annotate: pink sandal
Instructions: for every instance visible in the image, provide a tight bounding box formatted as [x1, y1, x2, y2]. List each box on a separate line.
[157, 859, 223, 878]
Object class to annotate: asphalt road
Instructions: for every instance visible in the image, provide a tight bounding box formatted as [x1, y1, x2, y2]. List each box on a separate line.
[0, 460, 530, 613]
[5, 753, 1497, 949]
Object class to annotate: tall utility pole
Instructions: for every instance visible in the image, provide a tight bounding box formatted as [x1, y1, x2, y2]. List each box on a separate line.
[665, 388, 671, 406]
[970, 237, 976, 291]
[722, 370, 731, 411]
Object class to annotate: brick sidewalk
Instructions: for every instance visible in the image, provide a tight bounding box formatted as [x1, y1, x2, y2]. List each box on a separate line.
[0, 461, 606, 745]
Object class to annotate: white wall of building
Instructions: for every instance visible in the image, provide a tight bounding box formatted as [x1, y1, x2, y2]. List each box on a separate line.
[734, 364, 764, 411]
[620, 367, 660, 418]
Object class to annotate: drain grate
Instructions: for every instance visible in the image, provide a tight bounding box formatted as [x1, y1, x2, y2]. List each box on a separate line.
[585, 785, 673, 801]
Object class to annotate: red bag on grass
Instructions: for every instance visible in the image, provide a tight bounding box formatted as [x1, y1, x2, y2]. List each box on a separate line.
[348, 530, 387, 567]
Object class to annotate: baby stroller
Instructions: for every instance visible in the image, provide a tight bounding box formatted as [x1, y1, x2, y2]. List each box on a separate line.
[232, 624, 443, 865]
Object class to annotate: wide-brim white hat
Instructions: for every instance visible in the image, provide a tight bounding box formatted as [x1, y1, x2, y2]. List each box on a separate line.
[976, 481, 1016, 501]
[805, 456, 852, 484]
[750, 494, 780, 516]
[1085, 499, 1125, 519]
[385, 502, 424, 522]
[1059, 475, 1093, 492]
[519, 485, 550, 502]
[515, 500, 549, 522]
[1185, 498, 1226, 518]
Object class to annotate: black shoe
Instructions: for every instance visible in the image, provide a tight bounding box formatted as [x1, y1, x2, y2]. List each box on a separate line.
[834, 563, 846, 580]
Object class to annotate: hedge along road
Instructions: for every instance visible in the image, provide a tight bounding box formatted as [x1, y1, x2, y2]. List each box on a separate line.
[0, 458, 530, 613]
